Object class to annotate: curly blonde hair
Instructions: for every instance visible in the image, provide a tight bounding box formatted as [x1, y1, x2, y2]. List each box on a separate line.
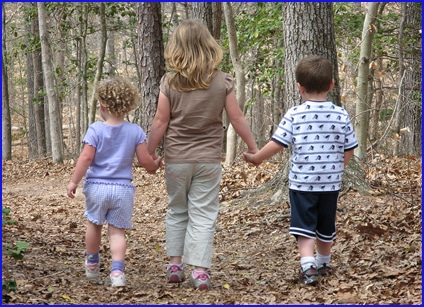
[95, 77, 139, 115]
[165, 19, 223, 92]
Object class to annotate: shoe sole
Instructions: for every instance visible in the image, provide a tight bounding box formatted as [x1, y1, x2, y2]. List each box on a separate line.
[110, 274, 126, 287]
[86, 272, 100, 279]
[318, 268, 332, 276]
[168, 274, 184, 283]
[299, 268, 318, 286]
[302, 276, 318, 286]
[197, 284, 209, 290]
[85, 260, 100, 279]
[111, 281, 126, 287]
[189, 277, 211, 290]
[86, 267, 100, 279]
[190, 281, 210, 290]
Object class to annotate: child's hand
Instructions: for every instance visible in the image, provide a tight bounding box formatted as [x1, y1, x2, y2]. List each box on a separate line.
[67, 181, 78, 198]
[243, 152, 261, 166]
[147, 156, 162, 174]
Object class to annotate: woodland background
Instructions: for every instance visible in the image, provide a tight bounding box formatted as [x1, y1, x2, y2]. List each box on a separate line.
[2, 2, 422, 305]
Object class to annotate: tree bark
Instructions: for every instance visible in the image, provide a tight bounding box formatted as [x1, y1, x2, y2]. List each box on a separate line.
[211, 2, 222, 40]
[89, 3, 107, 125]
[38, 2, 64, 163]
[2, 3, 12, 160]
[33, 45, 47, 156]
[30, 3, 47, 158]
[223, 2, 246, 167]
[191, 2, 213, 33]
[393, 2, 422, 156]
[137, 2, 164, 134]
[105, 18, 116, 77]
[80, 3, 89, 149]
[24, 3, 37, 159]
[354, 2, 380, 160]
[261, 2, 347, 199]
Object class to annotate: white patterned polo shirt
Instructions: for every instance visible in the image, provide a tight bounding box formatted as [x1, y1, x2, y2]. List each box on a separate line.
[272, 100, 358, 192]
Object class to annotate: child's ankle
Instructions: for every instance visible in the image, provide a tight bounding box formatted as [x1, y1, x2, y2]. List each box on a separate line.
[110, 260, 124, 274]
[192, 269, 209, 279]
[86, 251, 100, 264]
[167, 263, 184, 270]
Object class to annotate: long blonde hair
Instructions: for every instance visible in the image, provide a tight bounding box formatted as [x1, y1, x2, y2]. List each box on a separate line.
[165, 19, 223, 92]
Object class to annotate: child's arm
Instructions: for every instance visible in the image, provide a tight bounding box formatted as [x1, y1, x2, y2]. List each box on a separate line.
[67, 144, 96, 198]
[344, 149, 354, 167]
[225, 91, 258, 154]
[244, 140, 285, 166]
[136, 142, 162, 174]
[147, 92, 170, 157]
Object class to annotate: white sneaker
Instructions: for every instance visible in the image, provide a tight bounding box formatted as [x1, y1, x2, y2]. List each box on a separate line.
[85, 259, 100, 279]
[110, 271, 126, 287]
[189, 271, 211, 290]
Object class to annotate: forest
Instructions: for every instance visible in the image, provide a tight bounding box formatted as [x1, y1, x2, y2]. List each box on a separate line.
[2, 2, 422, 305]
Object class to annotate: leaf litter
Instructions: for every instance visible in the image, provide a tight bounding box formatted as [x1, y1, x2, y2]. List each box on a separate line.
[1, 155, 421, 304]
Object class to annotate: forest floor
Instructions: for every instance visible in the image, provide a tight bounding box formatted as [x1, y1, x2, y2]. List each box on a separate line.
[1, 147, 422, 305]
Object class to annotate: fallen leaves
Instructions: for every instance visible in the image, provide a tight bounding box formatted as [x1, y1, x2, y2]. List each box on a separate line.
[1, 156, 422, 304]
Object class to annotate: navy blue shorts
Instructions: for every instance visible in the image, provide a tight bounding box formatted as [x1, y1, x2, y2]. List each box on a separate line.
[289, 189, 339, 242]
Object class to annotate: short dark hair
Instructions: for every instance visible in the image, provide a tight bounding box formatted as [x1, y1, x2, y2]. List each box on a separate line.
[295, 56, 333, 93]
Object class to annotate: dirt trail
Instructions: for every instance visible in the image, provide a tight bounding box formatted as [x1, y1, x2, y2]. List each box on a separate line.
[2, 157, 422, 304]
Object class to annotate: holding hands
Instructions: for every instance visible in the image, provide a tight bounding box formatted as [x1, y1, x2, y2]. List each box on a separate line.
[243, 141, 285, 167]
[243, 151, 261, 166]
[146, 155, 163, 174]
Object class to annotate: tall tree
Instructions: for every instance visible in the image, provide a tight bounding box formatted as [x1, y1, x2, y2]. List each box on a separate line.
[368, 4, 387, 147]
[354, 3, 380, 160]
[393, 2, 422, 156]
[223, 2, 246, 166]
[37, 2, 64, 163]
[264, 2, 341, 196]
[25, 3, 46, 159]
[25, 3, 37, 159]
[31, 8, 47, 158]
[211, 3, 222, 40]
[2, 3, 12, 160]
[79, 3, 89, 148]
[88, 3, 107, 125]
[191, 2, 213, 33]
[105, 23, 116, 77]
[137, 2, 164, 134]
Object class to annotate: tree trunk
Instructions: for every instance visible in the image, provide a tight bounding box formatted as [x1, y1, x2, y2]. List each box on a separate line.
[89, 3, 107, 125]
[191, 2, 213, 33]
[261, 2, 349, 199]
[38, 2, 64, 163]
[354, 2, 380, 160]
[137, 2, 164, 134]
[74, 33, 82, 153]
[2, 3, 12, 160]
[31, 3, 47, 158]
[33, 48, 47, 157]
[105, 23, 116, 77]
[80, 3, 89, 148]
[54, 5, 66, 147]
[223, 2, 246, 167]
[369, 4, 386, 148]
[393, 2, 422, 157]
[370, 56, 383, 145]
[24, 3, 37, 159]
[211, 2, 222, 40]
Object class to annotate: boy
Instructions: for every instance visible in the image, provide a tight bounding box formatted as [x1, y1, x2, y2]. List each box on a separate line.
[244, 55, 358, 286]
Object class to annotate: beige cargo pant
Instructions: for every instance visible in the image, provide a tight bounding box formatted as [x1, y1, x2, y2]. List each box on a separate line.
[164, 163, 221, 269]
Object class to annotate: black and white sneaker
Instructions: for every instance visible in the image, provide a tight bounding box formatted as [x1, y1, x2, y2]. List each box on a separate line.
[317, 263, 332, 276]
[299, 265, 318, 286]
